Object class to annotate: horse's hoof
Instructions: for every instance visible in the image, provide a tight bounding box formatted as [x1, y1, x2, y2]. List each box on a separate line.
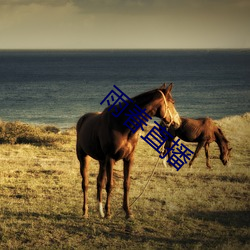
[126, 213, 134, 220]
[105, 213, 112, 219]
[83, 214, 89, 219]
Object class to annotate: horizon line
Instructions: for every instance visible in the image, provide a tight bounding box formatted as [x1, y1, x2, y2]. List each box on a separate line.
[0, 48, 249, 51]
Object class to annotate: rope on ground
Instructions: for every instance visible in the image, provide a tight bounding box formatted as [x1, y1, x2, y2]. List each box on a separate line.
[128, 157, 161, 208]
[113, 156, 162, 217]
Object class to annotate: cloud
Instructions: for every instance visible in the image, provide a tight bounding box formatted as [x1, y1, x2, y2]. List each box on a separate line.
[0, 0, 70, 7]
[0, 0, 249, 49]
[0, 2, 96, 49]
[2, 0, 249, 15]
[70, 0, 250, 13]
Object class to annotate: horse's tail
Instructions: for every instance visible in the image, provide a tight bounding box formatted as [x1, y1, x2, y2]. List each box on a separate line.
[76, 115, 85, 135]
[76, 114, 90, 161]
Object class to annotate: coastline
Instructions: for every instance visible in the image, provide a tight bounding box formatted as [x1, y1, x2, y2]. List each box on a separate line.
[1, 112, 249, 132]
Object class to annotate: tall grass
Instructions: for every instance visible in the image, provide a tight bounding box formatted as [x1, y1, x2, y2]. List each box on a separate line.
[0, 121, 69, 146]
[0, 114, 249, 249]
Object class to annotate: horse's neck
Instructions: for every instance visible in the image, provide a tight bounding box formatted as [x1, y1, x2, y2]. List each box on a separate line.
[109, 93, 159, 134]
[132, 92, 159, 117]
[215, 130, 228, 155]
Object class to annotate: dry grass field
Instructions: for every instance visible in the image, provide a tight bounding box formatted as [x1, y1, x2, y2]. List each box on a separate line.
[0, 113, 249, 249]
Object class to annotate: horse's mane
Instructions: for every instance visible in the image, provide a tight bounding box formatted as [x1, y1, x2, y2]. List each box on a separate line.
[105, 84, 170, 115]
[131, 86, 167, 106]
[132, 89, 158, 102]
[216, 127, 229, 143]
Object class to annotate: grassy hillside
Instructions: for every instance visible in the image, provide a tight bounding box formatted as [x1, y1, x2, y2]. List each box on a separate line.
[0, 113, 249, 249]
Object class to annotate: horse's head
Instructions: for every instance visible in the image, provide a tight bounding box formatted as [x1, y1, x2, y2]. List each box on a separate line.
[217, 128, 232, 166]
[156, 83, 181, 129]
[220, 144, 232, 166]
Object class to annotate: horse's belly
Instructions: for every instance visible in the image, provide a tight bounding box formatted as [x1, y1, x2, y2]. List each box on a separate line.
[77, 112, 138, 161]
[112, 143, 135, 161]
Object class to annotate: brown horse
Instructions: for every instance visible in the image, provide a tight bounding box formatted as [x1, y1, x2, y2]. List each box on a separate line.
[161, 117, 232, 169]
[76, 83, 181, 219]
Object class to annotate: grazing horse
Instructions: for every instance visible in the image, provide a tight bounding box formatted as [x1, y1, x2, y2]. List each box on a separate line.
[76, 83, 181, 219]
[161, 117, 232, 169]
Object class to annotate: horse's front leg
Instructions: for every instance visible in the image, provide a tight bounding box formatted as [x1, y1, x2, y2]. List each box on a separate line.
[167, 140, 173, 167]
[105, 157, 115, 218]
[204, 142, 212, 169]
[123, 156, 134, 219]
[97, 160, 106, 218]
[162, 139, 173, 168]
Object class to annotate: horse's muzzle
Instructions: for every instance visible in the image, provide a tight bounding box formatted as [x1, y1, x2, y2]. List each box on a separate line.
[172, 119, 181, 129]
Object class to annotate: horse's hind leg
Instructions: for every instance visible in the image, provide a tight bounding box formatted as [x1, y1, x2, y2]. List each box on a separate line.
[205, 142, 212, 169]
[162, 140, 174, 168]
[97, 160, 106, 218]
[189, 141, 205, 168]
[123, 156, 134, 219]
[77, 148, 91, 218]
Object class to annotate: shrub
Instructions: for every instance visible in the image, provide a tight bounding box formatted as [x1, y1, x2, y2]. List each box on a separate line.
[43, 125, 60, 134]
[0, 121, 69, 146]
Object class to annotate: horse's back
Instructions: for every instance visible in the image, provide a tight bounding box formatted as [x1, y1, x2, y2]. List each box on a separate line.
[176, 117, 216, 142]
[76, 112, 101, 133]
[181, 117, 215, 128]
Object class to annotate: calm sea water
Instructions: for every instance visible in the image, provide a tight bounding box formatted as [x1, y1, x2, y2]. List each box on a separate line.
[0, 50, 249, 128]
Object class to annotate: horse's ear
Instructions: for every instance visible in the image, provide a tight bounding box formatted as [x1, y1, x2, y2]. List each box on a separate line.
[166, 83, 173, 93]
[160, 83, 167, 90]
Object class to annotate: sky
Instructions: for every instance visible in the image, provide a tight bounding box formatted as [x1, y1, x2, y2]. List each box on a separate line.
[0, 0, 249, 49]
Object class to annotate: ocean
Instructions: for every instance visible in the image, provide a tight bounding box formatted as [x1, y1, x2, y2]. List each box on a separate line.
[0, 50, 249, 129]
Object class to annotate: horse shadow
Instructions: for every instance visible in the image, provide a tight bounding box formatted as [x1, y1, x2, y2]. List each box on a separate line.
[188, 210, 250, 228]
[3, 209, 249, 248]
